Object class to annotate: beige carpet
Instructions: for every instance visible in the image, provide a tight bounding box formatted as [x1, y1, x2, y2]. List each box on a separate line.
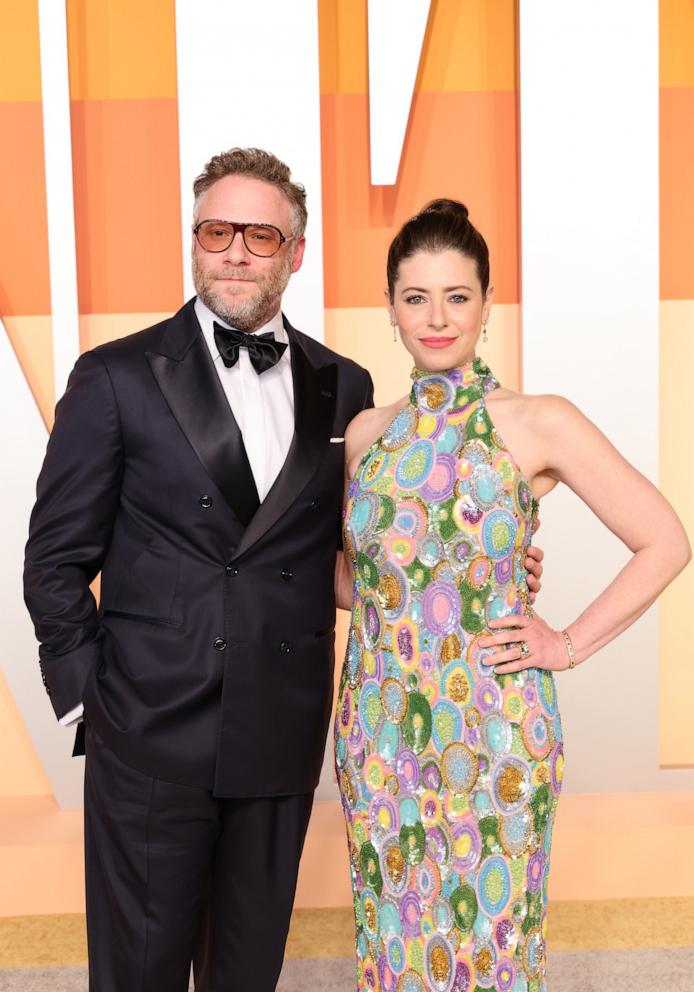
[0, 951, 694, 992]
[1, 899, 693, 990]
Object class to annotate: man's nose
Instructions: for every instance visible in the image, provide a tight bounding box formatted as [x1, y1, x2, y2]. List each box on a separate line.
[223, 230, 251, 264]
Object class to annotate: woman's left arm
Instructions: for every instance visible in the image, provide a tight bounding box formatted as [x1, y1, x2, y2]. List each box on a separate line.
[480, 396, 691, 673]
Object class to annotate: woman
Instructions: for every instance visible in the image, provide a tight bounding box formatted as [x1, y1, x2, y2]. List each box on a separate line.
[334, 200, 690, 992]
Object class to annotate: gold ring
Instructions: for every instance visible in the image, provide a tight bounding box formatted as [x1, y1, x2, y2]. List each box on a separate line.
[519, 641, 530, 660]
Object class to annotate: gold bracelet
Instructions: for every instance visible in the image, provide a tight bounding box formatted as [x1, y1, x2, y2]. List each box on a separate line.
[561, 629, 577, 669]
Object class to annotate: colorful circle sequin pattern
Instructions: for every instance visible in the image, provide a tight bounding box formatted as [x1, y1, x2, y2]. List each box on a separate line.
[336, 358, 563, 992]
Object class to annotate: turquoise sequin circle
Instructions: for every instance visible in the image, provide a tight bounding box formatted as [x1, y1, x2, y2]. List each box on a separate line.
[350, 492, 381, 538]
[477, 856, 512, 917]
[382, 404, 418, 451]
[395, 439, 436, 490]
[387, 935, 406, 974]
[482, 508, 517, 559]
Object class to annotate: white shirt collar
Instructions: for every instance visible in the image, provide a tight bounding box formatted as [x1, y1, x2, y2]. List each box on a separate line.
[194, 297, 289, 366]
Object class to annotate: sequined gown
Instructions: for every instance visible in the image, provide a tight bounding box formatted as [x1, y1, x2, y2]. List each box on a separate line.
[336, 359, 564, 992]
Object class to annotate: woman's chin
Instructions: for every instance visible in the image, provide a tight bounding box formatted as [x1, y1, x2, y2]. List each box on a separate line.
[412, 347, 472, 371]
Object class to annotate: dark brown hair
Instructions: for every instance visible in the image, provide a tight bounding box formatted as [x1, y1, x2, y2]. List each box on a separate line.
[386, 199, 490, 301]
[193, 147, 307, 237]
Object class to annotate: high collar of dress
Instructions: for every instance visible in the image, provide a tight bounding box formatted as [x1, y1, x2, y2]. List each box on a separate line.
[409, 356, 499, 413]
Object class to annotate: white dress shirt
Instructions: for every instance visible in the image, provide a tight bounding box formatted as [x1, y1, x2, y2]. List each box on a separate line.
[59, 297, 295, 727]
[194, 297, 294, 500]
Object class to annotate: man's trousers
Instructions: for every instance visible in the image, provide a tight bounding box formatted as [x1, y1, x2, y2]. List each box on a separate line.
[84, 722, 314, 991]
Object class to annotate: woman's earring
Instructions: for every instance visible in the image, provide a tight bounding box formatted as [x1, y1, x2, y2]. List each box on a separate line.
[482, 321, 488, 344]
[390, 317, 398, 343]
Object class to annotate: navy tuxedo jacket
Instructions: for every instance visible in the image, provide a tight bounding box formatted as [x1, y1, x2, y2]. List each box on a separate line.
[24, 299, 374, 796]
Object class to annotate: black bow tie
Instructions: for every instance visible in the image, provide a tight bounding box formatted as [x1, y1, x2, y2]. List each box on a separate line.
[213, 321, 288, 375]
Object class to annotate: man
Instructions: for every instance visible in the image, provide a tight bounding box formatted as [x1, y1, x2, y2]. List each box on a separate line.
[24, 147, 544, 990]
[23, 147, 374, 990]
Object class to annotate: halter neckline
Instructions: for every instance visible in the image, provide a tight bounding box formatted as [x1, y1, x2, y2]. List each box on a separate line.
[409, 356, 499, 411]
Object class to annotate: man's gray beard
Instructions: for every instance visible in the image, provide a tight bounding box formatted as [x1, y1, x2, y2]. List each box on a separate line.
[192, 254, 292, 333]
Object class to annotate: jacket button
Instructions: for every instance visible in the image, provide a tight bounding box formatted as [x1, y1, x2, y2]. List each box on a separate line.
[213, 637, 227, 651]
[280, 641, 291, 654]
[226, 563, 238, 576]
[281, 569, 293, 581]
[309, 499, 319, 510]
[199, 495, 213, 509]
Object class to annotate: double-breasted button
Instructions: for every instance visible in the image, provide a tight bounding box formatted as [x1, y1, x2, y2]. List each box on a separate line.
[279, 641, 291, 654]
[199, 494, 213, 509]
[225, 563, 239, 576]
[213, 637, 227, 651]
[281, 569, 293, 581]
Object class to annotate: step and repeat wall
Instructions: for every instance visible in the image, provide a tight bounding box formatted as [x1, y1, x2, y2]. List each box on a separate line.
[1, 0, 693, 839]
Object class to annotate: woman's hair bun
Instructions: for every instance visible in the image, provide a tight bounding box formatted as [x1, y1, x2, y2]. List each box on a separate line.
[420, 198, 469, 221]
[386, 196, 489, 300]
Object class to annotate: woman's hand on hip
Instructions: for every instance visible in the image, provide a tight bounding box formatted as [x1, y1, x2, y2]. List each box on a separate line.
[477, 613, 569, 674]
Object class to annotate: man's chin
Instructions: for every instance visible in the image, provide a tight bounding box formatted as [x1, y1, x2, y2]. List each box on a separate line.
[207, 287, 256, 313]
[203, 297, 260, 331]
[215, 283, 257, 300]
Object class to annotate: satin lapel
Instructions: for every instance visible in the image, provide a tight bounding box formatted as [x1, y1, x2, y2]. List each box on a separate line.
[146, 311, 259, 526]
[232, 332, 337, 561]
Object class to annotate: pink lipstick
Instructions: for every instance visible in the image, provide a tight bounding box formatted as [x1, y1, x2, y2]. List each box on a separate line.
[419, 337, 457, 349]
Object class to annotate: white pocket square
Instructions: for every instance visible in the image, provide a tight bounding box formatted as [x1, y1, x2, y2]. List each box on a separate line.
[330, 437, 345, 443]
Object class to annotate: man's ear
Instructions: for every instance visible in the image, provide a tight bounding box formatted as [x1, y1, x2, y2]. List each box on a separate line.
[291, 235, 306, 274]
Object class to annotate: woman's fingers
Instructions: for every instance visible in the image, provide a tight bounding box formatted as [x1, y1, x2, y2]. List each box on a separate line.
[525, 549, 543, 598]
[487, 614, 531, 629]
[492, 660, 532, 675]
[481, 646, 525, 665]
[478, 629, 526, 648]
[526, 574, 542, 593]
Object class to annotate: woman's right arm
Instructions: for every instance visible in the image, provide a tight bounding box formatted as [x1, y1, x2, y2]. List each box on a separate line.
[334, 406, 391, 611]
[334, 411, 368, 612]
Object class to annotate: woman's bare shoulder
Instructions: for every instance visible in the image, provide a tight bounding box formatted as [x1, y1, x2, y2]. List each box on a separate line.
[485, 388, 590, 498]
[487, 387, 580, 427]
[345, 396, 410, 474]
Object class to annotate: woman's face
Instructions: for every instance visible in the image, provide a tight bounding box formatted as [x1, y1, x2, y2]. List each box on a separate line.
[386, 249, 493, 371]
